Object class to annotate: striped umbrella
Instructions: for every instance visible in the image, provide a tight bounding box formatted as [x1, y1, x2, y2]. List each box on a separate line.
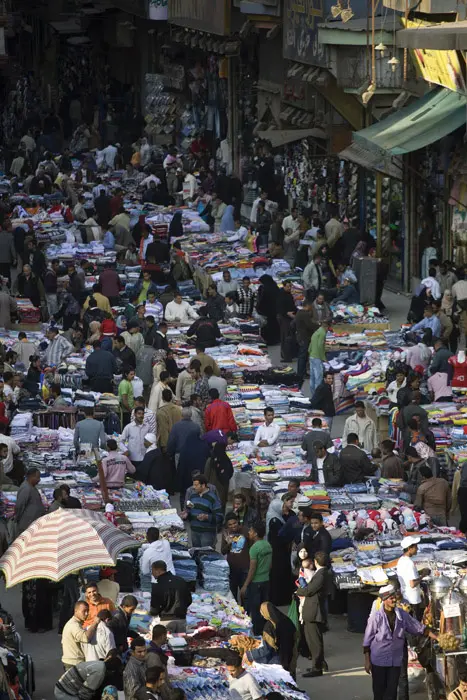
[0, 508, 137, 587]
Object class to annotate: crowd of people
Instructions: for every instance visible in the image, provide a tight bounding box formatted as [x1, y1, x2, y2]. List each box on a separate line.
[0, 117, 464, 700]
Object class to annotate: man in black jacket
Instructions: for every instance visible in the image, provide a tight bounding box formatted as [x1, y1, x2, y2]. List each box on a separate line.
[150, 561, 192, 632]
[187, 307, 221, 347]
[152, 322, 169, 352]
[297, 551, 332, 678]
[205, 284, 226, 323]
[85, 339, 117, 393]
[135, 667, 166, 700]
[277, 279, 297, 361]
[340, 433, 377, 483]
[108, 594, 138, 652]
[308, 512, 332, 558]
[309, 372, 336, 428]
[113, 335, 136, 371]
[311, 442, 342, 486]
[301, 417, 333, 464]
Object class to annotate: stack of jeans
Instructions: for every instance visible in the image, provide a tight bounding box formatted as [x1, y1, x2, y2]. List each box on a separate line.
[173, 556, 197, 583]
[199, 553, 229, 594]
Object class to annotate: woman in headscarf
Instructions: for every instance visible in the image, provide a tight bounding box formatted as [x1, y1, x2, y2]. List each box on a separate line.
[54, 281, 82, 330]
[204, 440, 234, 511]
[152, 350, 168, 384]
[407, 284, 432, 324]
[171, 241, 192, 282]
[256, 274, 280, 345]
[220, 204, 235, 233]
[87, 320, 102, 345]
[169, 211, 184, 238]
[83, 297, 106, 334]
[246, 602, 298, 676]
[266, 493, 297, 606]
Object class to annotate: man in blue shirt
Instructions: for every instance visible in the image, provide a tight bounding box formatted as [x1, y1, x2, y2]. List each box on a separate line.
[411, 305, 441, 340]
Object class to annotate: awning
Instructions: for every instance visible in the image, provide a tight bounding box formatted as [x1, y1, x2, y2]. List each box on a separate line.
[397, 20, 467, 50]
[353, 87, 467, 157]
[257, 128, 327, 148]
[318, 15, 396, 46]
[339, 142, 403, 180]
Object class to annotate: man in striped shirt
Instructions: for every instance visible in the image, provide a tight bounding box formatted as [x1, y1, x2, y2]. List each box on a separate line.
[182, 474, 222, 548]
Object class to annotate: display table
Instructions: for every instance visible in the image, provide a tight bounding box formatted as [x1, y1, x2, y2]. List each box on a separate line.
[332, 322, 391, 334]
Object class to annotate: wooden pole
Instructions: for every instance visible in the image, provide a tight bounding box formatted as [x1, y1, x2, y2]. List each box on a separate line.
[376, 171, 383, 258]
[94, 449, 109, 505]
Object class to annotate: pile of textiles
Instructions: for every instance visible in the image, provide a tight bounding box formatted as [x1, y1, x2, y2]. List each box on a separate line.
[197, 553, 230, 595]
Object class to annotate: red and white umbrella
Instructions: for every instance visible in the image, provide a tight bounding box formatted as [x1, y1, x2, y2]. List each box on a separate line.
[0, 508, 137, 587]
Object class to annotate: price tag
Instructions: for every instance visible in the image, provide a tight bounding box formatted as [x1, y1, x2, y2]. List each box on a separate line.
[443, 603, 461, 618]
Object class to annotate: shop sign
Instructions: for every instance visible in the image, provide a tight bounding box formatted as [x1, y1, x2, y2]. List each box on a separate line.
[402, 18, 466, 94]
[168, 0, 230, 36]
[149, 0, 168, 20]
[283, 0, 369, 66]
[283, 0, 327, 66]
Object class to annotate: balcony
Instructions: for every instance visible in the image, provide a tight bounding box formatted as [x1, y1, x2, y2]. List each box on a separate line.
[334, 47, 408, 92]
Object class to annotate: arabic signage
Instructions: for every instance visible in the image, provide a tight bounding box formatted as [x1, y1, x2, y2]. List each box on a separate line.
[283, 0, 327, 66]
[168, 0, 230, 36]
[283, 0, 370, 66]
[149, 0, 168, 20]
[402, 18, 466, 93]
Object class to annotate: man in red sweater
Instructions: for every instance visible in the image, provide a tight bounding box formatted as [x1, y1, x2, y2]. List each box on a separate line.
[204, 389, 237, 433]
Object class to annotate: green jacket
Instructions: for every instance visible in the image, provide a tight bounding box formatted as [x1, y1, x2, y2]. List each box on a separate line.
[308, 326, 326, 361]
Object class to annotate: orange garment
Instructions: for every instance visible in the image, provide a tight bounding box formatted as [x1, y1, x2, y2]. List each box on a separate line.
[83, 596, 115, 627]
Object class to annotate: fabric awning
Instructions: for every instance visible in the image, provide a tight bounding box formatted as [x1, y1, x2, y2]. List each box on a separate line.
[339, 142, 403, 180]
[353, 88, 467, 157]
[257, 128, 327, 147]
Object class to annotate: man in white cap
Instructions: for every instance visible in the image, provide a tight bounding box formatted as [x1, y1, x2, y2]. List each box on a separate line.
[396, 536, 430, 620]
[363, 582, 437, 700]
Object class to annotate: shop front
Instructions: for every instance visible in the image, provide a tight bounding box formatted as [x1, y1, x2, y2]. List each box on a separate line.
[340, 87, 467, 291]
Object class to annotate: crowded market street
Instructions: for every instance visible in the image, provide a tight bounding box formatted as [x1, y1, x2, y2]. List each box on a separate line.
[0, 289, 446, 700]
[2, 1, 467, 699]
[1, 284, 424, 700]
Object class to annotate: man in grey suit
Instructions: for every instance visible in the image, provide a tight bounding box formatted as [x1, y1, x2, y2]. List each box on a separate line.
[297, 551, 332, 678]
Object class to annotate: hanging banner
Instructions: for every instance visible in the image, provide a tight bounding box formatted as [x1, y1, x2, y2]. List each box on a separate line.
[168, 0, 230, 36]
[402, 18, 466, 94]
[283, 0, 327, 66]
[149, 0, 168, 20]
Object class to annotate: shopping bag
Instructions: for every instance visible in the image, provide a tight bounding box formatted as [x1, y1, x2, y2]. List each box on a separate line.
[288, 597, 300, 631]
